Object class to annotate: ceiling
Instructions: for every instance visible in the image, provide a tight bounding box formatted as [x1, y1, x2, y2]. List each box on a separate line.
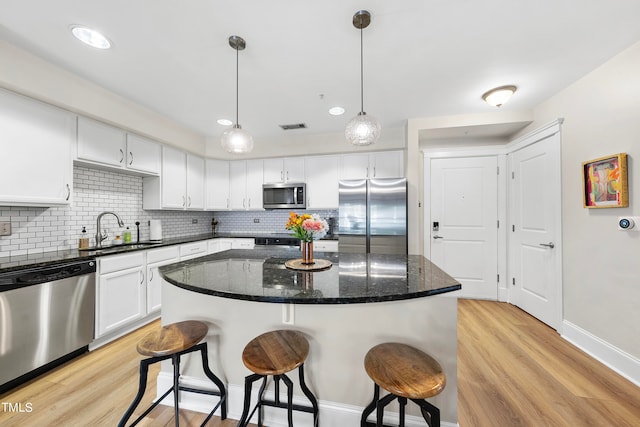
[2, 0, 640, 151]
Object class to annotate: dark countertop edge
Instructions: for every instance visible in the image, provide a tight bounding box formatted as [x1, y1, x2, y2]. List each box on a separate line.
[0, 232, 338, 274]
[163, 276, 462, 305]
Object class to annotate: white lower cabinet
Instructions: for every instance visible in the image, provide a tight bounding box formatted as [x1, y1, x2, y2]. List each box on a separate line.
[179, 241, 208, 260]
[313, 240, 339, 252]
[231, 238, 255, 249]
[209, 238, 233, 253]
[146, 246, 179, 314]
[96, 252, 146, 338]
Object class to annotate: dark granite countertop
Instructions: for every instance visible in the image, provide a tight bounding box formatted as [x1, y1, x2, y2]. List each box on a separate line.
[0, 232, 338, 274]
[159, 248, 461, 304]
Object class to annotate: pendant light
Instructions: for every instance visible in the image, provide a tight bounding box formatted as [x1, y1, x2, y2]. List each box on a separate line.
[221, 35, 254, 154]
[345, 10, 381, 146]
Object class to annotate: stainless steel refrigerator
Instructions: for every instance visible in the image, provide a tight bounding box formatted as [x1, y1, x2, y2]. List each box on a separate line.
[338, 178, 407, 254]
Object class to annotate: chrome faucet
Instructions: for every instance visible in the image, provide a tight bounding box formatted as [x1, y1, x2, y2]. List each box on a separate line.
[95, 211, 125, 248]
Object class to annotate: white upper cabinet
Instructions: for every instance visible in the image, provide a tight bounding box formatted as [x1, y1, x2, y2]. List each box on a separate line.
[205, 159, 230, 210]
[77, 116, 160, 176]
[77, 116, 126, 167]
[263, 157, 305, 183]
[339, 151, 404, 180]
[160, 146, 187, 209]
[369, 151, 404, 178]
[186, 153, 205, 210]
[229, 160, 263, 210]
[305, 155, 339, 209]
[125, 134, 161, 175]
[0, 89, 74, 206]
[143, 146, 204, 210]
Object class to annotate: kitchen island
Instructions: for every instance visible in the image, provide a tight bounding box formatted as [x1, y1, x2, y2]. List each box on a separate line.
[159, 248, 461, 426]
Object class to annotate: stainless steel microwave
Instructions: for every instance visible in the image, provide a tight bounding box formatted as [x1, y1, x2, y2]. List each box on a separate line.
[263, 183, 306, 209]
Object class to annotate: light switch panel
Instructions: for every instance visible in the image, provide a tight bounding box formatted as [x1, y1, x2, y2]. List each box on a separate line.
[0, 221, 11, 236]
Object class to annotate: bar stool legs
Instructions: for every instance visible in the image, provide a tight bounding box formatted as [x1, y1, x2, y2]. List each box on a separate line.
[238, 330, 319, 427]
[361, 343, 445, 427]
[118, 321, 227, 426]
[236, 363, 318, 427]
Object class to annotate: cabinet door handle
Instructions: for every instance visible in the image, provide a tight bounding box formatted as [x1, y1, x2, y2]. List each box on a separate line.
[248, 198, 251, 208]
[286, 171, 289, 181]
[149, 269, 154, 282]
[65, 184, 71, 201]
[129, 151, 133, 166]
[281, 171, 284, 182]
[366, 167, 369, 178]
[188, 196, 191, 207]
[373, 166, 376, 177]
[243, 199, 246, 208]
[182, 196, 186, 207]
[119, 148, 124, 164]
[539, 242, 555, 249]
[433, 235, 444, 239]
[139, 271, 145, 284]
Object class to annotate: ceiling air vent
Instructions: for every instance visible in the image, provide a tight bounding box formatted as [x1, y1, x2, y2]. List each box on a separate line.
[279, 123, 307, 130]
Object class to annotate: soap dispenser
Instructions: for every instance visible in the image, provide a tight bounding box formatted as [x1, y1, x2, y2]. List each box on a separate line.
[79, 227, 89, 249]
[124, 227, 132, 243]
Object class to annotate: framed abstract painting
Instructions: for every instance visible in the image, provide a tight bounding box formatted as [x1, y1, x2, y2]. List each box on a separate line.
[582, 153, 628, 208]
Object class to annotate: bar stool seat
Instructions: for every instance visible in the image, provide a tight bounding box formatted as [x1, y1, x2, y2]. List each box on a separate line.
[361, 343, 446, 427]
[237, 329, 319, 427]
[118, 320, 227, 427]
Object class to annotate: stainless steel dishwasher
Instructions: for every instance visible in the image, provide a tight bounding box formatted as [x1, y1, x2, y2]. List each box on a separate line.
[0, 258, 96, 393]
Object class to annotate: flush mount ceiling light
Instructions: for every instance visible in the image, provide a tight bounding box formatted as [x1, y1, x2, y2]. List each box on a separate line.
[482, 85, 517, 107]
[217, 118, 233, 126]
[221, 35, 254, 154]
[329, 106, 345, 116]
[345, 10, 381, 146]
[70, 25, 111, 49]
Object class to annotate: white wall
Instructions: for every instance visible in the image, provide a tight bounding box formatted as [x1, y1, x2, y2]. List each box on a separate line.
[515, 41, 640, 359]
[0, 40, 206, 155]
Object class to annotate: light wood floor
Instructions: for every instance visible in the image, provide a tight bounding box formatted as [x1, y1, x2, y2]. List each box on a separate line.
[1, 300, 639, 426]
[458, 299, 640, 427]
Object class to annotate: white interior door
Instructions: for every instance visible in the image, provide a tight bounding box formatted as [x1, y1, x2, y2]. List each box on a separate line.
[430, 156, 498, 300]
[509, 132, 562, 330]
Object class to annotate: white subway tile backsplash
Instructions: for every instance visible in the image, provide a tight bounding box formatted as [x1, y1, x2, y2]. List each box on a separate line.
[0, 165, 338, 257]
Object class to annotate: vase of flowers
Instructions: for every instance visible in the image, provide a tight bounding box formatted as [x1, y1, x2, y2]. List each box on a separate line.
[285, 212, 329, 265]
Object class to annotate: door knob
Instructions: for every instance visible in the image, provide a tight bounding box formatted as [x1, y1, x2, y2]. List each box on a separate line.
[433, 235, 444, 239]
[539, 242, 555, 249]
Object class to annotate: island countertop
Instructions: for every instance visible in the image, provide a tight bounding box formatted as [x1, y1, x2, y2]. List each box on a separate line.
[159, 248, 461, 304]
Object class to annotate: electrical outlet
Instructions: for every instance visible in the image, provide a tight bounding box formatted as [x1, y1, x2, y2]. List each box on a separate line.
[192, 219, 198, 224]
[254, 218, 260, 223]
[0, 221, 11, 236]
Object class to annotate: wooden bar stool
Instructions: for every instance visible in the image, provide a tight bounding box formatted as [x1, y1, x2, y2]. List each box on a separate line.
[361, 343, 446, 427]
[118, 320, 227, 427]
[237, 329, 319, 427]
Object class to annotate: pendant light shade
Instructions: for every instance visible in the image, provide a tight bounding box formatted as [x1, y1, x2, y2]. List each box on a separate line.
[221, 35, 253, 154]
[345, 112, 381, 146]
[221, 125, 254, 154]
[345, 10, 381, 146]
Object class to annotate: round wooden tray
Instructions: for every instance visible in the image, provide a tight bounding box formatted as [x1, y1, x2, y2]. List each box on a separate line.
[284, 258, 333, 271]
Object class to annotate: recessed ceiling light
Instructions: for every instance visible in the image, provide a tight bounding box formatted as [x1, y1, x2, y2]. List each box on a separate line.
[70, 25, 111, 49]
[217, 119, 233, 126]
[329, 107, 345, 116]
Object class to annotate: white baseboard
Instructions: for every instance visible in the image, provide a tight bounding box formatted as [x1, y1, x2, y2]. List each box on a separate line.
[157, 372, 458, 426]
[562, 320, 640, 388]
